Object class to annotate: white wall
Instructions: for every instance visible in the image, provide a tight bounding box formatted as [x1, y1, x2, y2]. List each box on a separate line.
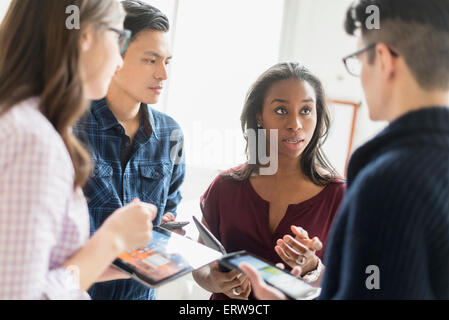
[280, 0, 387, 152]
[162, 0, 285, 204]
[0, 0, 11, 22]
[165, 0, 284, 171]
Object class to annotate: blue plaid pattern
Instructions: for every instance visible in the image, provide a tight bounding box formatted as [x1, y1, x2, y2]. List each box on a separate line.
[74, 99, 185, 300]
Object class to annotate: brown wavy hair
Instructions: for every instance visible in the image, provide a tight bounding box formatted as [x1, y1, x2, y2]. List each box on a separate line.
[225, 62, 341, 186]
[0, 0, 124, 188]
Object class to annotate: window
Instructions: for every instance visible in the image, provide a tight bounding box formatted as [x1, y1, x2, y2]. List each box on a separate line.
[164, 0, 284, 172]
[145, 0, 285, 219]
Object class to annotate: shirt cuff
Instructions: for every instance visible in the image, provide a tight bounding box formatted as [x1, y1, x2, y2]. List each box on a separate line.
[43, 268, 91, 300]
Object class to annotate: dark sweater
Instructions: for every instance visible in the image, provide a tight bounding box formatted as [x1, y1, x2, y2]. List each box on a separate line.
[320, 106, 449, 299]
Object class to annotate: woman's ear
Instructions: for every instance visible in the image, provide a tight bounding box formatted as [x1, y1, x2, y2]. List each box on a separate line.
[80, 25, 94, 52]
[256, 113, 262, 127]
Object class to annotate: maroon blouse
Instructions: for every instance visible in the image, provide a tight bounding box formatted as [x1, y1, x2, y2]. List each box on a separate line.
[200, 169, 346, 300]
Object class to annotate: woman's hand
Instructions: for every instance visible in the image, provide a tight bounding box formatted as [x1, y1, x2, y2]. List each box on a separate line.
[63, 199, 157, 291]
[101, 198, 157, 252]
[207, 261, 251, 300]
[275, 225, 323, 276]
[97, 266, 131, 282]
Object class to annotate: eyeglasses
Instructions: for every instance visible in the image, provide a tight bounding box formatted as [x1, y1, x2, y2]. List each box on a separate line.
[342, 43, 399, 77]
[108, 27, 131, 54]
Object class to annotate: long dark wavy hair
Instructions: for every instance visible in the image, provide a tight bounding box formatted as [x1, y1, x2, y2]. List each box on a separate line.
[0, 0, 124, 188]
[224, 62, 340, 186]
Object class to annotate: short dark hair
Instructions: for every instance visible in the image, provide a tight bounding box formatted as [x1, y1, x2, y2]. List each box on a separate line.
[225, 63, 340, 186]
[121, 0, 169, 42]
[345, 0, 449, 90]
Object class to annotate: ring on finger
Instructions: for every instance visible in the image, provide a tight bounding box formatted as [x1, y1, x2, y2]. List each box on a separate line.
[296, 255, 306, 265]
[232, 287, 241, 296]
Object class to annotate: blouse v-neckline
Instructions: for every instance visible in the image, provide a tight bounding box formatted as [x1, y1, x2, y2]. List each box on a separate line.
[246, 178, 329, 237]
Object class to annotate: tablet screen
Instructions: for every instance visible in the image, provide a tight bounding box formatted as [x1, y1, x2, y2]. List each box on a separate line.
[227, 254, 320, 299]
[115, 227, 222, 287]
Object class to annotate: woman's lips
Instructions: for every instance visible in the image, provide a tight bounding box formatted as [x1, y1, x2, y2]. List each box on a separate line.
[282, 138, 305, 151]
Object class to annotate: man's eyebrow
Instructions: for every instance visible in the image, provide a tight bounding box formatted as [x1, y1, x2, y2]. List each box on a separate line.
[143, 51, 173, 59]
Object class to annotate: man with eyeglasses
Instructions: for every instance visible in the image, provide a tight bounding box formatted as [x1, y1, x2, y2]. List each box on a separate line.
[241, 0, 449, 299]
[74, 0, 185, 300]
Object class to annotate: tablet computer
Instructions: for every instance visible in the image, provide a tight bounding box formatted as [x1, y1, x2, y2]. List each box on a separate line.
[112, 226, 223, 288]
[192, 215, 226, 254]
[192, 216, 234, 272]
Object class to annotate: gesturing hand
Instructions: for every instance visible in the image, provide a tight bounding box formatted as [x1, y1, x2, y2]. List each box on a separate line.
[274, 225, 322, 276]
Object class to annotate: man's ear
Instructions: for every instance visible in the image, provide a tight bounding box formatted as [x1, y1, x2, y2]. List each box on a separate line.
[375, 43, 396, 81]
[80, 25, 94, 52]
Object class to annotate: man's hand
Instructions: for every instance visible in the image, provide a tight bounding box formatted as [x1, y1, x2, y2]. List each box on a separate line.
[161, 212, 186, 235]
[239, 263, 287, 300]
[161, 212, 176, 223]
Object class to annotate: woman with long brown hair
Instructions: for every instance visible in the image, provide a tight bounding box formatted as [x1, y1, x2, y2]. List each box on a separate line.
[192, 62, 346, 300]
[0, 0, 156, 299]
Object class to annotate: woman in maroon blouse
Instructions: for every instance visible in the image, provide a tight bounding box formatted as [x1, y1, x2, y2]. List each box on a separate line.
[192, 63, 345, 300]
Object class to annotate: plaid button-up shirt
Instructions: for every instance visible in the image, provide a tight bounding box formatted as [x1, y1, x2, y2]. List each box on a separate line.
[73, 99, 185, 300]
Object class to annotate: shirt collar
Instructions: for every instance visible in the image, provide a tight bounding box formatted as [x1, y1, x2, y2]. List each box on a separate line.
[347, 106, 449, 186]
[141, 103, 159, 141]
[91, 98, 159, 141]
[91, 99, 120, 131]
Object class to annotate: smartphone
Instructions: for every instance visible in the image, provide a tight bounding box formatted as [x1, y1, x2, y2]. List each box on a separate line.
[160, 221, 190, 231]
[219, 251, 321, 300]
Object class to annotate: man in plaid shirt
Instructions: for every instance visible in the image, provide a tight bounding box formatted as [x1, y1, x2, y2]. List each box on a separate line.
[74, 1, 185, 300]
